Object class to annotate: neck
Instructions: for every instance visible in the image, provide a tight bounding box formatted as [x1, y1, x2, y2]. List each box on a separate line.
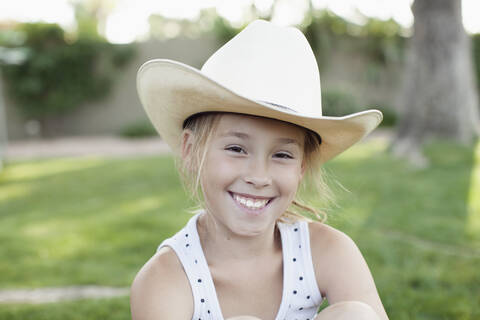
[197, 212, 281, 265]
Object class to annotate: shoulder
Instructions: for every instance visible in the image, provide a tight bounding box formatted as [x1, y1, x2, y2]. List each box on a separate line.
[308, 221, 360, 261]
[308, 220, 346, 245]
[130, 246, 193, 320]
[308, 221, 370, 292]
[308, 221, 389, 319]
[308, 221, 364, 287]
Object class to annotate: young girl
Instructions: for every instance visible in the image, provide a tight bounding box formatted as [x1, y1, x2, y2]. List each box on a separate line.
[131, 19, 389, 320]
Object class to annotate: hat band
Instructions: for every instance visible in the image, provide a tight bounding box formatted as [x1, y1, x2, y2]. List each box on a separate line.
[258, 100, 322, 145]
[257, 100, 297, 113]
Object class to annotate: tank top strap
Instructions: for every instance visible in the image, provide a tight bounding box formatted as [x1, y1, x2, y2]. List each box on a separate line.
[276, 219, 323, 319]
[158, 213, 223, 320]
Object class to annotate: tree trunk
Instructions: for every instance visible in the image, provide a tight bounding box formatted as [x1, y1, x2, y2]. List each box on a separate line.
[392, 0, 480, 167]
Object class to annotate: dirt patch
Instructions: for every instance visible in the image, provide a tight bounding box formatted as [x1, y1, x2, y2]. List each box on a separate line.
[0, 286, 129, 304]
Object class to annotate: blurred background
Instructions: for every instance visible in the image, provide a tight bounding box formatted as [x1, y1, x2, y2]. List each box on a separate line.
[0, 0, 479, 319]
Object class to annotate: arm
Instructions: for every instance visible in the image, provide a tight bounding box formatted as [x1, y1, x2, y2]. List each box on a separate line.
[314, 301, 381, 320]
[130, 247, 193, 320]
[309, 223, 389, 320]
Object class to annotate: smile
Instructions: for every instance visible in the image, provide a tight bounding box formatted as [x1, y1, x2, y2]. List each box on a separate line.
[229, 192, 274, 211]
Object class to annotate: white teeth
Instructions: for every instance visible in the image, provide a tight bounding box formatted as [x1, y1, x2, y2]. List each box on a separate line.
[233, 194, 269, 210]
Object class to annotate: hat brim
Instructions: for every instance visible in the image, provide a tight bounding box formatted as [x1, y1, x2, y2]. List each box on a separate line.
[137, 59, 383, 164]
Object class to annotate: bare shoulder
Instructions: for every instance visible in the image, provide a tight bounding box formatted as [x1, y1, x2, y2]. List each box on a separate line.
[130, 247, 193, 320]
[308, 222, 389, 320]
[308, 222, 364, 285]
[308, 221, 355, 254]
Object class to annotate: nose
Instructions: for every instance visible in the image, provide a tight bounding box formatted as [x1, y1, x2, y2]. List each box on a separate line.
[243, 158, 272, 188]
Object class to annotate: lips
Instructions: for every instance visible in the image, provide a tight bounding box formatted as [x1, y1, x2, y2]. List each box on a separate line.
[229, 192, 274, 211]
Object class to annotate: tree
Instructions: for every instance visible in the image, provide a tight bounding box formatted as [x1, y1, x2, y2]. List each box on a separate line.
[392, 0, 480, 167]
[0, 23, 135, 137]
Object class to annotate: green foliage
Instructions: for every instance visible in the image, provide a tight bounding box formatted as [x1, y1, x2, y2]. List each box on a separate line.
[0, 23, 136, 121]
[301, 10, 406, 68]
[304, 9, 352, 37]
[321, 90, 397, 126]
[195, 9, 407, 74]
[360, 19, 406, 65]
[322, 89, 397, 126]
[119, 121, 157, 138]
[322, 90, 359, 116]
[366, 102, 397, 127]
[302, 11, 342, 67]
[473, 34, 480, 90]
[73, 1, 104, 41]
[211, 15, 242, 44]
[376, 106, 397, 127]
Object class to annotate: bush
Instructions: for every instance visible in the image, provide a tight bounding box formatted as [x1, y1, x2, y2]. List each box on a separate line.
[0, 23, 136, 136]
[377, 106, 397, 127]
[366, 103, 398, 127]
[321, 90, 359, 116]
[322, 91, 397, 127]
[119, 122, 158, 138]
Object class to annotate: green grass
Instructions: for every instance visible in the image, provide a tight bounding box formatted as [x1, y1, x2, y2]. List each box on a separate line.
[0, 155, 194, 288]
[0, 297, 130, 320]
[0, 139, 479, 319]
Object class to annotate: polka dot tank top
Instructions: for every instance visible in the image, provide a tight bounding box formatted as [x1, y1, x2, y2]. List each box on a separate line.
[157, 213, 323, 320]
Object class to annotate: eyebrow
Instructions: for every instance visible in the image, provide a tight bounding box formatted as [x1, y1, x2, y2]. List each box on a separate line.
[220, 131, 301, 146]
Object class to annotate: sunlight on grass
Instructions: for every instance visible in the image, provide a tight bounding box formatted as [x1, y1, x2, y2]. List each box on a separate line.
[335, 138, 388, 162]
[22, 221, 94, 259]
[338, 202, 373, 227]
[23, 222, 57, 237]
[466, 140, 480, 239]
[21, 195, 166, 240]
[2, 157, 106, 181]
[47, 233, 94, 259]
[118, 195, 165, 215]
[0, 183, 32, 202]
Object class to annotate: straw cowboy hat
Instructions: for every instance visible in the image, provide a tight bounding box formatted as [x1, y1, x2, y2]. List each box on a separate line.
[137, 19, 382, 164]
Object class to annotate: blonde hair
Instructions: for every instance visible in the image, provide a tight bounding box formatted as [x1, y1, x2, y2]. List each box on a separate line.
[177, 112, 333, 223]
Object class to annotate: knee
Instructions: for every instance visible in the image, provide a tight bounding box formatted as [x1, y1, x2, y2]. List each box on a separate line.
[317, 301, 380, 320]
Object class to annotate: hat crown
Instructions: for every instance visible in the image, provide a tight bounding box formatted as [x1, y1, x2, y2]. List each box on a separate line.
[201, 20, 322, 116]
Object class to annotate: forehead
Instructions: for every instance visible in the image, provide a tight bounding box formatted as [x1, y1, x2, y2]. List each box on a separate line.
[215, 113, 305, 142]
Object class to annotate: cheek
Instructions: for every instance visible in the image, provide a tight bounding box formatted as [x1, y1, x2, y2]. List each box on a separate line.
[272, 164, 303, 193]
[205, 151, 238, 177]
[201, 151, 240, 193]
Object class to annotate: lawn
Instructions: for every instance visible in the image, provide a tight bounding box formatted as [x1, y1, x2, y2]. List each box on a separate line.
[0, 139, 479, 319]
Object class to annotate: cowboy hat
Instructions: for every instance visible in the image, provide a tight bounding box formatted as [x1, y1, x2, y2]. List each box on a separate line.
[137, 19, 382, 164]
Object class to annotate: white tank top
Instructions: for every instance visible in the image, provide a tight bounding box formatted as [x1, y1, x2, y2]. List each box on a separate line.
[157, 213, 323, 320]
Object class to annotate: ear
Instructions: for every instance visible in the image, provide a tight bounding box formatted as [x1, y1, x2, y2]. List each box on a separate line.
[181, 129, 194, 161]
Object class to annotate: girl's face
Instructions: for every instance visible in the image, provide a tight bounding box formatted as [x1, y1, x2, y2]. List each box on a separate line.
[199, 113, 306, 237]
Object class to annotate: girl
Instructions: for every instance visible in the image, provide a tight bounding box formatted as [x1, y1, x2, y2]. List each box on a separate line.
[131, 19, 389, 320]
